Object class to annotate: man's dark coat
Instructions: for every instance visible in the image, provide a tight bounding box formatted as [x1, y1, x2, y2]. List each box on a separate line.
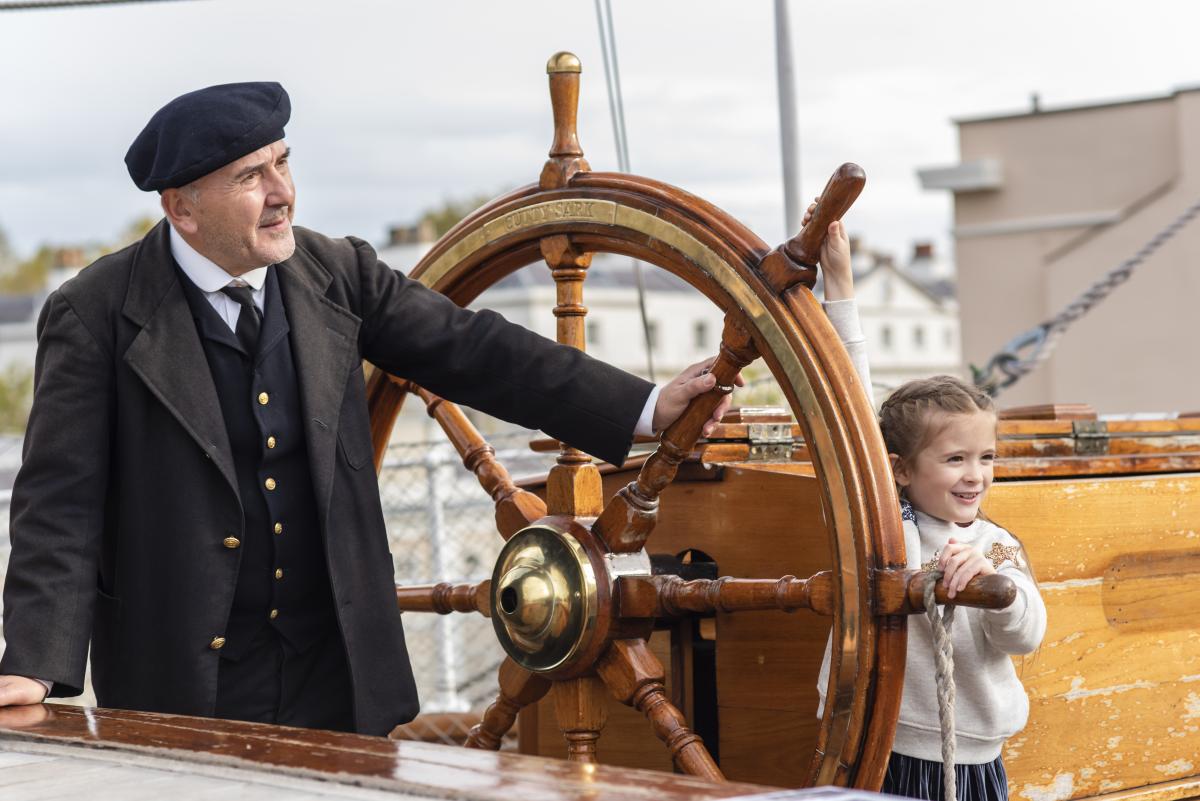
[0, 220, 651, 735]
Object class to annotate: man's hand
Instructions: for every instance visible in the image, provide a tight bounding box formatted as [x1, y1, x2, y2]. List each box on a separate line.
[0, 675, 49, 707]
[652, 357, 745, 436]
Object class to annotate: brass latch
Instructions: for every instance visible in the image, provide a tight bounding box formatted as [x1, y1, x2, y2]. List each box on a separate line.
[747, 422, 794, 461]
[1072, 420, 1109, 456]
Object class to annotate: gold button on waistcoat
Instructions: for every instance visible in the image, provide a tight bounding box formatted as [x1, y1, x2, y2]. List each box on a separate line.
[222, 536, 241, 549]
[274, 522, 283, 535]
[258, 392, 269, 405]
[264, 477, 276, 490]
[209, 636, 226, 650]
[274, 568, 283, 580]
[269, 609, 279, 620]
[266, 436, 276, 449]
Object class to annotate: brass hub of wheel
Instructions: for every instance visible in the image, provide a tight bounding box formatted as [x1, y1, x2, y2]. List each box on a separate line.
[491, 521, 599, 672]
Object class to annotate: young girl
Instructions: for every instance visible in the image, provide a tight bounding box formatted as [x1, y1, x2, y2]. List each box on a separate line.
[810, 207, 1047, 801]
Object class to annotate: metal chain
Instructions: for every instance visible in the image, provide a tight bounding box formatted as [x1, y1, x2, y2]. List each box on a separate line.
[973, 197, 1200, 396]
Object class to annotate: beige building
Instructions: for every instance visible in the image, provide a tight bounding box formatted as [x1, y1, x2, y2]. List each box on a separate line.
[919, 87, 1200, 413]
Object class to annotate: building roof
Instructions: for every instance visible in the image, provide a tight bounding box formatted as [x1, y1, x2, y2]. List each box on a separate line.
[856, 261, 956, 306]
[0, 294, 34, 325]
[954, 85, 1200, 126]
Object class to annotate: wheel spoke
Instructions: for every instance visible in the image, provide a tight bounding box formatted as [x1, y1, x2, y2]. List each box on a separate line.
[633, 574, 826, 617]
[551, 676, 608, 763]
[540, 232, 607, 519]
[465, 657, 552, 751]
[615, 570, 1017, 620]
[876, 568, 1016, 614]
[395, 580, 490, 616]
[402, 381, 546, 539]
[596, 639, 724, 782]
[592, 317, 758, 553]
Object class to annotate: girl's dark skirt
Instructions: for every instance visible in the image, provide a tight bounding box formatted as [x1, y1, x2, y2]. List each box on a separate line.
[882, 752, 1009, 801]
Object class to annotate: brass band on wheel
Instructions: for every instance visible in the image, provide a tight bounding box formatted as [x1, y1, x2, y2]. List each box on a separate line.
[491, 522, 600, 672]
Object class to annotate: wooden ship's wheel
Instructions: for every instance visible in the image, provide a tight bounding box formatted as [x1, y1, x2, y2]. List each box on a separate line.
[370, 52, 1013, 789]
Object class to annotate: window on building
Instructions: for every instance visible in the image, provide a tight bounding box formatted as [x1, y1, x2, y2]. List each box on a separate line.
[646, 321, 659, 351]
[587, 320, 601, 347]
[694, 321, 708, 350]
[944, 328, 954, 349]
[913, 326, 925, 349]
[881, 325, 892, 349]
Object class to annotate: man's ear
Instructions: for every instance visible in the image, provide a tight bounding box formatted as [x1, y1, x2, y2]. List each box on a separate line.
[890, 452, 911, 487]
[161, 187, 198, 235]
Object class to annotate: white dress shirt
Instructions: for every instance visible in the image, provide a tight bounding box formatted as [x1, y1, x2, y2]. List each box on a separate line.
[169, 226, 268, 329]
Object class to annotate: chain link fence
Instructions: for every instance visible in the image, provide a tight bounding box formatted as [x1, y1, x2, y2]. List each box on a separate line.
[380, 430, 557, 746]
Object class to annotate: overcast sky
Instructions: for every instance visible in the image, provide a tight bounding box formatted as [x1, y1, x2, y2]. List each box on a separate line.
[1, 0, 1198, 269]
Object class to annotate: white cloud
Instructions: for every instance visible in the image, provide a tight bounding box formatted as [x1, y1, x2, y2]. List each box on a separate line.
[1, 0, 1197, 268]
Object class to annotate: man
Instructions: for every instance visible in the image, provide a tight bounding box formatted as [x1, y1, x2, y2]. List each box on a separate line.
[0, 83, 732, 735]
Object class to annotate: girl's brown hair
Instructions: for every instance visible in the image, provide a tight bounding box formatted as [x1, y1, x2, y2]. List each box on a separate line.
[879, 374, 996, 463]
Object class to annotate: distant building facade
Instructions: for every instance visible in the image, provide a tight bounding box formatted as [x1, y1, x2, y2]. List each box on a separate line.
[919, 87, 1200, 412]
[850, 242, 961, 401]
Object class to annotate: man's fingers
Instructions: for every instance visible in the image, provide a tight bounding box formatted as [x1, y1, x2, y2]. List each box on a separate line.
[705, 393, 734, 436]
[681, 357, 717, 381]
[686, 372, 717, 398]
[0, 676, 46, 707]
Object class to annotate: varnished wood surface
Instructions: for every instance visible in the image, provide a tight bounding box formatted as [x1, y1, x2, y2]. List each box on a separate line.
[984, 473, 1200, 801]
[998, 403, 1098, 421]
[0, 705, 777, 800]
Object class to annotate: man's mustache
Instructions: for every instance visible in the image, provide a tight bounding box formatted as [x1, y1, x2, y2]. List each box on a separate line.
[259, 206, 290, 226]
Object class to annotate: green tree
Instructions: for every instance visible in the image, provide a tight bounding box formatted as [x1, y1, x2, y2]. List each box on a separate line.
[0, 225, 13, 269]
[419, 192, 496, 238]
[0, 246, 53, 295]
[0, 363, 34, 433]
[114, 215, 158, 250]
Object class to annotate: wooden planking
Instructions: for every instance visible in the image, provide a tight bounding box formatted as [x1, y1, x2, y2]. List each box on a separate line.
[0, 745, 419, 800]
[0, 705, 775, 801]
[1091, 777, 1200, 801]
[717, 705, 816, 789]
[985, 474, 1200, 581]
[713, 610, 828, 713]
[995, 454, 1200, 479]
[1103, 551, 1200, 632]
[985, 474, 1200, 801]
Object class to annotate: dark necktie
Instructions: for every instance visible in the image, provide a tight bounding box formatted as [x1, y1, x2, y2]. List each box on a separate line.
[220, 284, 262, 356]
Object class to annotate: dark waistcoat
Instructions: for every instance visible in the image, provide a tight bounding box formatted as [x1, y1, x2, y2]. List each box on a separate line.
[177, 266, 337, 661]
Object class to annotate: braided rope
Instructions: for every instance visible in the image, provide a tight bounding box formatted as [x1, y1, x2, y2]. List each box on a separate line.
[973, 197, 1200, 396]
[924, 571, 958, 801]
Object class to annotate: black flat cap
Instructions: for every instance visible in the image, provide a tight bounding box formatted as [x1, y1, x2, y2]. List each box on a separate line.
[125, 81, 290, 192]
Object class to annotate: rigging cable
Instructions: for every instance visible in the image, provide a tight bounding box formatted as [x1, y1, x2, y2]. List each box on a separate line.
[0, 0, 200, 10]
[594, 0, 656, 382]
[972, 197, 1200, 396]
